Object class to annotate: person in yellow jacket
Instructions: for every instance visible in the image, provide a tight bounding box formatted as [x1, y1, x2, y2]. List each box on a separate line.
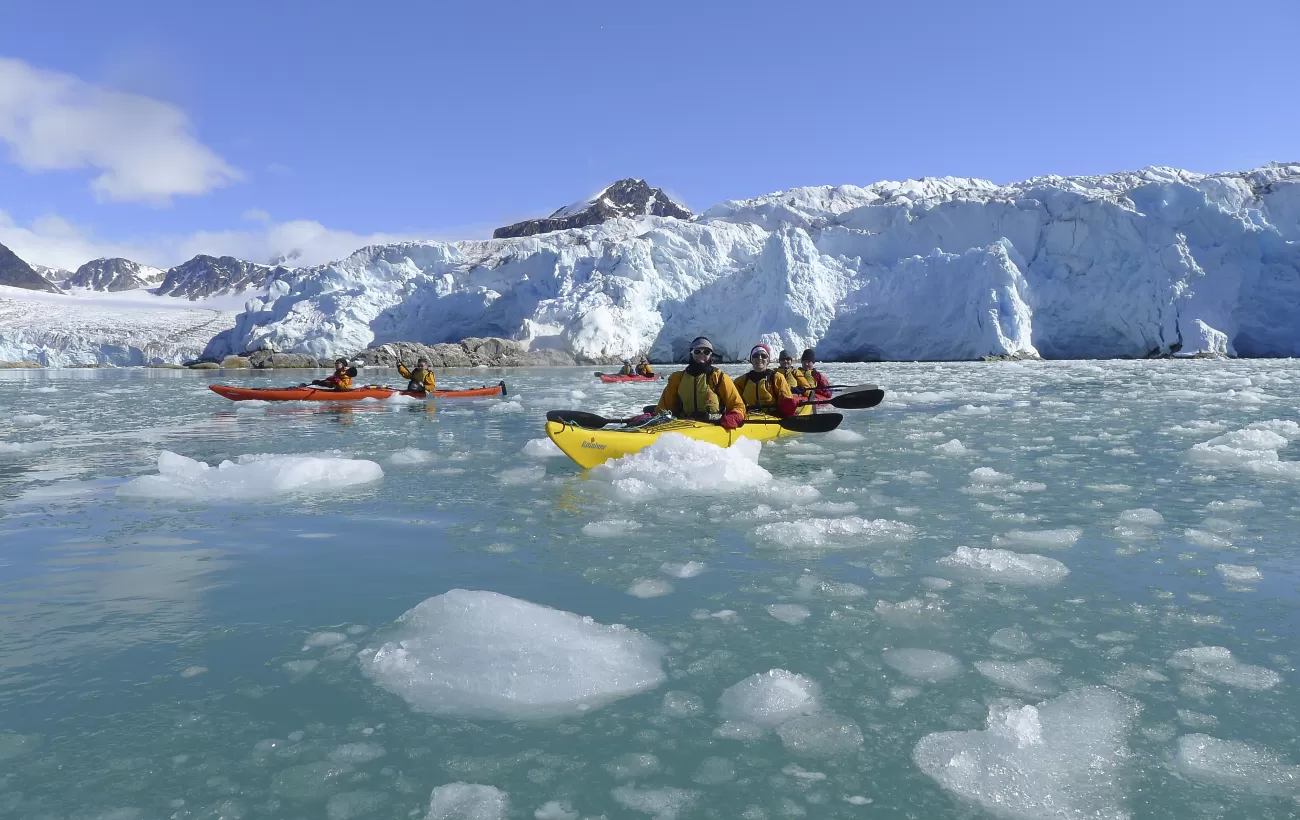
[654, 336, 745, 429]
[635, 356, 655, 378]
[734, 344, 800, 417]
[397, 356, 436, 394]
[312, 358, 354, 390]
[775, 349, 812, 394]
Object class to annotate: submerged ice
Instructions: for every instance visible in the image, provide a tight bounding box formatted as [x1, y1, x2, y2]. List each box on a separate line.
[117, 451, 383, 501]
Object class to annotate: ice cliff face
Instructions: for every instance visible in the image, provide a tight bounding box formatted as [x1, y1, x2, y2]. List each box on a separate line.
[211, 163, 1300, 362]
[65, 258, 165, 292]
[157, 255, 290, 300]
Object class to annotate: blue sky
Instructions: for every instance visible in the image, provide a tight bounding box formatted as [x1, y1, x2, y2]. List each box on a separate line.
[1, 0, 1296, 269]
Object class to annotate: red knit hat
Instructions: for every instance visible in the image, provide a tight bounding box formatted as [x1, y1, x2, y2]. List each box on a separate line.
[749, 344, 771, 358]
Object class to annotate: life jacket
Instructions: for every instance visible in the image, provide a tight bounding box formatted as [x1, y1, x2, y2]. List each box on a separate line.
[734, 370, 781, 412]
[636, 363, 654, 377]
[676, 368, 724, 419]
[618, 363, 635, 376]
[777, 365, 809, 392]
[406, 367, 433, 392]
[798, 366, 822, 386]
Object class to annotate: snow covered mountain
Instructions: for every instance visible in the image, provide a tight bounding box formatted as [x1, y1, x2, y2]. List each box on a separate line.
[32, 264, 72, 285]
[493, 179, 692, 238]
[156, 255, 289, 300]
[0, 243, 62, 294]
[65, 258, 165, 292]
[208, 162, 1300, 362]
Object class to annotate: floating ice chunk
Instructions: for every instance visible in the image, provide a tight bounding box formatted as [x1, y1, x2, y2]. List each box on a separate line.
[1184, 528, 1232, 549]
[777, 714, 864, 757]
[12, 413, 48, 426]
[661, 691, 704, 718]
[427, 783, 509, 820]
[118, 451, 383, 501]
[304, 631, 348, 650]
[1215, 564, 1262, 584]
[1206, 498, 1263, 513]
[0, 732, 40, 760]
[180, 666, 207, 678]
[488, 399, 524, 413]
[883, 649, 963, 682]
[282, 660, 318, 678]
[0, 440, 53, 455]
[753, 516, 915, 553]
[498, 465, 545, 486]
[795, 574, 866, 600]
[522, 438, 565, 458]
[691, 756, 735, 785]
[1118, 508, 1164, 526]
[937, 547, 1069, 587]
[824, 428, 865, 443]
[767, 604, 811, 624]
[1097, 632, 1138, 644]
[989, 627, 1034, 654]
[362, 590, 665, 720]
[991, 527, 1082, 551]
[328, 743, 386, 764]
[1187, 420, 1300, 480]
[327, 791, 387, 820]
[875, 597, 946, 627]
[974, 658, 1061, 696]
[1176, 709, 1218, 728]
[717, 669, 821, 728]
[605, 753, 660, 779]
[969, 467, 1009, 484]
[590, 434, 772, 497]
[533, 801, 578, 820]
[935, 439, 972, 455]
[582, 519, 642, 537]
[660, 561, 706, 578]
[914, 687, 1141, 820]
[387, 448, 434, 466]
[272, 761, 354, 800]
[1174, 734, 1300, 797]
[627, 579, 673, 598]
[1168, 647, 1281, 690]
[610, 786, 697, 820]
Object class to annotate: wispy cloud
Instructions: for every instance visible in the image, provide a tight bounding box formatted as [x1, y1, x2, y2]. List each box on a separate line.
[0, 57, 240, 204]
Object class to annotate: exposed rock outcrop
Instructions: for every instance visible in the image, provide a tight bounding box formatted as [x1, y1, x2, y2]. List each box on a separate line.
[356, 339, 623, 368]
[66, 258, 165, 292]
[0, 243, 61, 294]
[493, 178, 692, 239]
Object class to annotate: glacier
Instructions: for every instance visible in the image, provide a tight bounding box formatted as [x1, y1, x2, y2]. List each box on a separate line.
[205, 163, 1300, 362]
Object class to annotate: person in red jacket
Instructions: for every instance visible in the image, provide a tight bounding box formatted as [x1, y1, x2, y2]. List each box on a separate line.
[797, 348, 833, 401]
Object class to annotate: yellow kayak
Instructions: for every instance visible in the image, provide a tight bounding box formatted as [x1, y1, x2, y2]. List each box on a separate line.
[545, 413, 800, 469]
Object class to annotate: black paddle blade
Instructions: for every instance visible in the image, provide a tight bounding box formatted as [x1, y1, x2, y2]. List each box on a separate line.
[830, 388, 885, 409]
[499, 380, 508, 397]
[346, 366, 358, 377]
[546, 410, 613, 428]
[780, 412, 843, 433]
[822, 382, 878, 392]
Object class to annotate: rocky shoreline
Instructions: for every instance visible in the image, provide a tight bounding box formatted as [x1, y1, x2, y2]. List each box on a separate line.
[178, 338, 626, 370]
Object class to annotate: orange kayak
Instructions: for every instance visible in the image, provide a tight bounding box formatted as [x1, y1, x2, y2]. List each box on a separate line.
[209, 381, 506, 402]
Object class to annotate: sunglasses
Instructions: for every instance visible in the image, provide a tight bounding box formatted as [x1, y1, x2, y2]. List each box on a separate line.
[751, 353, 768, 359]
[691, 347, 713, 355]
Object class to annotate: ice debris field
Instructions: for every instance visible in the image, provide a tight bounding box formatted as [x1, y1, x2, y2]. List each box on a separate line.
[0, 358, 1297, 819]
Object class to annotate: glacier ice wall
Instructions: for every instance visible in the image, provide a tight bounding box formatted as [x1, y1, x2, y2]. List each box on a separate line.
[211, 163, 1300, 361]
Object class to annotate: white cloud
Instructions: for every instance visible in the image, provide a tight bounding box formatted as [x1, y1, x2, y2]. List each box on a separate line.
[0, 57, 240, 204]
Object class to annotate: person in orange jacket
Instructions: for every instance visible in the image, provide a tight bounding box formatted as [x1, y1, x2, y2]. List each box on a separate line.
[797, 348, 833, 401]
[653, 336, 745, 429]
[312, 358, 353, 390]
[733, 343, 800, 417]
[397, 356, 436, 393]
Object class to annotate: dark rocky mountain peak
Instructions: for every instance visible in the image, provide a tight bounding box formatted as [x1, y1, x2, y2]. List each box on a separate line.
[156, 255, 291, 300]
[493, 178, 692, 239]
[65, 258, 164, 292]
[0, 243, 62, 293]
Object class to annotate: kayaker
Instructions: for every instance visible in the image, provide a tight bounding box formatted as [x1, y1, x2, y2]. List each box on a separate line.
[397, 356, 436, 393]
[653, 336, 745, 429]
[797, 348, 833, 401]
[635, 357, 655, 378]
[312, 358, 354, 390]
[618, 358, 636, 377]
[776, 349, 812, 394]
[734, 344, 799, 417]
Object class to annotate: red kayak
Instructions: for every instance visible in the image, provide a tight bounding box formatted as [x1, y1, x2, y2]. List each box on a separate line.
[596, 372, 659, 383]
[209, 381, 507, 402]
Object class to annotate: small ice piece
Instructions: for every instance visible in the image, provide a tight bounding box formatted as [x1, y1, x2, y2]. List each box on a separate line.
[1184, 528, 1232, 549]
[328, 743, 386, 764]
[282, 660, 318, 678]
[0, 732, 40, 760]
[498, 465, 545, 486]
[118, 451, 383, 501]
[717, 669, 821, 728]
[0, 440, 53, 455]
[610, 786, 697, 820]
[935, 439, 972, 455]
[991, 527, 1082, 551]
[533, 801, 578, 820]
[1118, 508, 1164, 526]
[1096, 632, 1138, 644]
[969, 467, 1009, 484]
[522, 438, 565, 458]
[937, 547, 1069, 587]
[767, 604, 812, 624]
[582, 520, 642, 537]
[327, 791, 386, 820]
[989, 627, 1035, 655]
[1174, 734, 1300, 797]
[921, 576, 953, 590]
[1215, 564, 1262, 584]
[590, 434, 773, 496]
[914, 687, 1142, 820]
[361, 590, 666, 720]
[825, 428, 865, 443]
[1168, 647, 1281, 690]
[180, 666, 207, 678]
[777, 714, 864, 757]
[795, 574, 867, 600]
[387, 448, 434, 466]
[875, 597, 946, 627]
[271, 761, 354, 800]
[427, 783, 509, 820]
[661, 691, 704, 718]
[974, 658, 1061, 696]
[692, 756, 736, 785]
[605, 752, 660, 779]
[627, 579, 673, 598]
[1176, 710, 1219, 728]
[1187, 420, 1300, 480]
[12, 413, 48, 426]
[753, 516, 915, 553]
[660, 561, 706, 579]
[882, 649, 963, 682]
[488, 399, 524, 413]
[303, 631, 349, 650]
[843, 795, 872, 805]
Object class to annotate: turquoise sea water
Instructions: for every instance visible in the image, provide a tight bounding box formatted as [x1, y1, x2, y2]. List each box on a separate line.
[0, 362, 1297, 820]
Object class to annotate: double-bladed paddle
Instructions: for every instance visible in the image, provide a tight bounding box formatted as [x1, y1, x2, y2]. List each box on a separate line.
[545, 409, 844, 433]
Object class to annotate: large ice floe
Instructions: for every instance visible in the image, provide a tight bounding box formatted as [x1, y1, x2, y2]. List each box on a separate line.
[1167, 646, 1282, 691]
[116, 451, 383, 501]
[588, 435, 777, 497]
[714, 669, 864, 757]
[1173, 734, 1299, 798]
[360, 589, 666, 720]
[425, 783, 509, 820]
[1187, 420, 1300, 480]
[914, 687, 1142, 820]
[937, 546, 1070, 587]
[202, 163, 1300, 362]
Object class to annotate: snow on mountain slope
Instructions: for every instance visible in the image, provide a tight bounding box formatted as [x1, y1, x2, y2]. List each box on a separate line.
[210, 163, 1300, 362]
[0, 286, 245, 366]
[65, 258, 165, 292]
[157, 255, 289, 300]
